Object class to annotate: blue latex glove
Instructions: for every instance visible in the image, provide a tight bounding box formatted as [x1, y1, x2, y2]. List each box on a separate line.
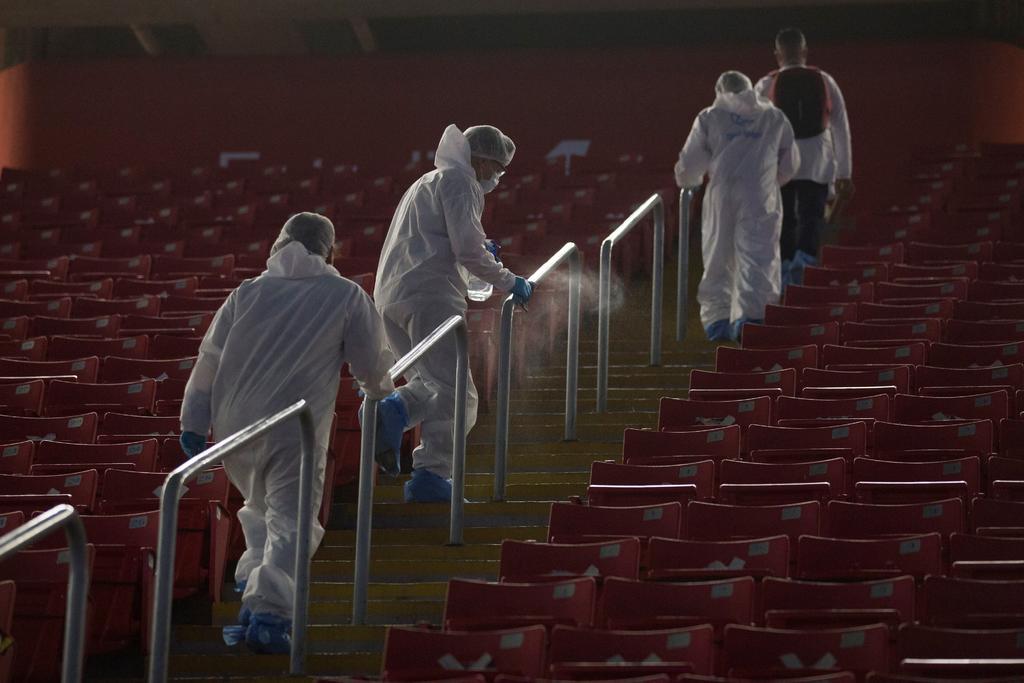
[511, 277, 534, 310]
[180, 431, 206, 458]
[485, 239, 502, 262]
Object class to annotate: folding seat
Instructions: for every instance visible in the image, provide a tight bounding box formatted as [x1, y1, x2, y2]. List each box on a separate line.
[927, 341, 1024, 368]
[994, 239, 1024, 263]
[747, 422, 868, 457]
[113, 277, 198, 298]
[622, 426, 740, 464]
[0, 336, 47, 361]
[921, 575, 1024, 627]
[803, 263, 890, 287]
[843, 320, 942, 344]
[590, 461, 714, 499]
[0, 441, 34, 474]
[647, 534, 789, 581]
[777, 394, 891, 422]
[548, 502, 683, 544]
[762, 575, 916, 629]
[0, 316, 32, 340]
[874, 420, 993, 455]
[601, 575, 754, 633]
[0, 256, 70, 280]
[0, 279, 28, 300]
[803, 366, 913, 394]
[990, 479, 1024, 502]
[954, 300, 1024, 322]
[894, 390, 1009, 424]
[0, 297, 71, 318]
[989, 455, 1024, 482]
[821, 243, 904, 266]
[689, 369, 797, 397]
[100, 413, 178, 436]
[898, 623, 1024, 661]
[945, 319, 1024, 345]
[67, 255, 151, 280]
[968, 279, 1024, 301]
[915, 366, 1022, 400]
[853, 456, 981, 496]
[999, 418, 1024, 459]
[821, 343, 927, 368]
[686, 500, 820, 543]
[380, 625, 547, 681]
[876, 280, 968, 302]
[0, 546, 96, 682]
[497, 540, 638, 581]
[100, 356, 196, 383]
[0, 379, 43, 416]
[657, 397, 772, 437]
[978, 261, 1024, 281]
[42, 379, 156, 417]
[785, 283, 875, 306]
[0, 412, 98, 443]
[890, 261, 977, 280]
[443, 577, 597, 631]
[150, 254, 235, 279]
[764, 304, 859, 326]
[715, 345, 819, 374]
[741, 322, 841, 350]
[972, 497, 1024, 535]
[949, 533, 1024, 578]
[723, 623, 889, 679]
[587, 483, 699, 509]
[33, 439, 159, 474]
[0, 468, 98, 512]
[30, 278, 113, 298]
[906, 240, 993, 263]
[47, 334, 148, 362]
[721, 458, 846, 495]
[71, 296, 160, 318]
[797, 533, 942, 581]
[827, 498, 964, 541]
[549, 624, 715, 678]
[29, 314, 120, 338]
[149, 335, 202, 359]
[858, 300, 953, 321]
[159, 295, 226, 315]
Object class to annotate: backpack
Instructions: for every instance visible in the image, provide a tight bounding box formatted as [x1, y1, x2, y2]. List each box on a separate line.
[767, 66, 832, 139]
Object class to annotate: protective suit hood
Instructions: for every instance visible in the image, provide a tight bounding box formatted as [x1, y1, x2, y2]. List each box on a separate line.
[433, 124, 474, 175]
[713, 89, 774, 116]
[263, 241, 339, 280]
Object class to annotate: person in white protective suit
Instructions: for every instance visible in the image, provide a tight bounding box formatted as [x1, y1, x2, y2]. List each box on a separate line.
[675, 71, 800, 342]
[179, 212, 395, 654]
[373, 124, 534, 503]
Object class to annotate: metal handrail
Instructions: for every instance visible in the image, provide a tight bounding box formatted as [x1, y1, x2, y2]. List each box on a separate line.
[0, 503, 88, 682]
[677, 188, 695, 342]
[148, 399, 317, 682]
[596, 193, 666, 411]
[352, 314, 468, 625]
[493, 242, 581, 501]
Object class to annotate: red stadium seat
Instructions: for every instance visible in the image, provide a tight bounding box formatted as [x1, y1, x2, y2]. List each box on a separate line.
[499, 538, 641, 583]
[34, 439, 158, 472]
[777, 394, 891, 422]
[843, 320, 942, 343]
[741, 322, 840, 350]
[657, 396, 772, 436]
[894, 390, 1009, 423]
[927, 341, 1024, 368]
[647, 535, 790, 581]
[380, 625, 547, 681]
[689, 369, 796, 397]
[954, 299, 1024, 321]
[0, 356, 99, 382]
[853, 456, 981, 497]
[827, 498, 964, 541]
[821, 243, 904, 266]
[549, 624, 715, 678]
[921, 575, 1024, 627]
[803, 366, 913, 393]
[715, 345, 819, 373]
[590, 460, 714, 500]
[29, 314, 120, 338]
[906, 240, 992, 263]
[685, 500, 820, 543]
[587, 483, 698, 508]
[803, 263, 889, 286]
[0, 412, 97, 443]
[874, 420, 993, 455]
[721, 458, 846, 496]
[747, 422, 868, 457]
[44, 379, 156, 416]
[0, 337, 48, 361]
[601, 576, 754, 633]
[548, 502, 682, 544]
[71, 296, 160, 317]
[859, 300, 954, 321]
[764, 304, 858, 326]
[622, 426, 740, 464]
[761, 575, 916, 629]
[785, 283, 874, 306]
[797, 533, 943, 581]
[722, 623, 889, 679]
[0, 380, 44, 416]
[443, 577, 597, 631]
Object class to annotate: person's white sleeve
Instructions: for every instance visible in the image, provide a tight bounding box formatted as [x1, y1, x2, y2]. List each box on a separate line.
[827, 73, 852, 179]
[441, 181, 518, 291]
[754, 75, 772, 98]
[777, 116, 800, 186]
[342, 287, 396, 400]
[180, 291, 236, 436]
[674, 114, 712, 188]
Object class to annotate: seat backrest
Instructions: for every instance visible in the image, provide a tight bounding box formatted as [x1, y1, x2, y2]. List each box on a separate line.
[762, 575, 916, 622]
[0, 380, 44, 416]
[685, 500, 820, 542]
[30, 315, 121, 338]
[381, 625, 547, 681]
[784, 283, 875, 307]
[100, 356, 197, 383]
[894, 391, 1009, 423]
[549, 623, 715, 675]
[623, 426, 740, 462]
[803, 366, 913, 393]
[648, 535, 790, 580]
[443, 577, 597, 630]
[820, 243, 904, 266]
[601, 576, 754, 630]
[721, 458, 846, 493]
[827, 498, 964, 540]
[873, 419, 993, 454]
[843, 319, 942, 343]
[776, 394, 890, 422]
[45, 380, 156, 416]
[100, 413, 178, 436]
[950, 532, 1024, 562]
[0, 469, 97, 511]
[921, 575, 1024, 627]
[0, 441, 34, 475]
[0, 356, 100, 383]
[689, 369, 796, 397]
[747, 422, 867, 456]
[548, 502, 683, 543]
[723, 623, 889, 678]
[34, 439, 158, 470]
[764, 304, 858, 326]
[657, 397, 772, 435]
[741, 323, 840, 350]
[715, 345, 819, 374]
[101, 467, 229, 506]
[852, 456, 981, 495]
[927, 342, 1024, 369]
[47, 334, 148, 362]
[796, 533, 943, 581]
[0, 413, 98, 443]
[499, 538, 641, 582]
[898, 623, 1024, 659]
[590, 460, 714, 499]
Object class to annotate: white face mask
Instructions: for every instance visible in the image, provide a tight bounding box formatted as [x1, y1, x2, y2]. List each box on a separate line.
[478, 173, 500, 194]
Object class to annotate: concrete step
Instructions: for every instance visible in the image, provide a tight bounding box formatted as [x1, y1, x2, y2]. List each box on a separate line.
[168, 652, 379, 677]
[468, 419, 650, 443]
[211, 598, 443, 626]
[311, 557, 497, 581]
[334, 500, 552, 529]
[173, 625, 386, 655]
[373, 481, 583, 503]
[523, 372, 690, 391]
[322, 525, 545, 545]
[315, 543, 501, 562]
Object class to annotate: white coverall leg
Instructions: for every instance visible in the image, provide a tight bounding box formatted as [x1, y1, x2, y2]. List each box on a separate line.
[697, 183, 738, 328]
[381, 302, 478, 479]
[733, 194, 783, 321]
[227, 433, 327, 618]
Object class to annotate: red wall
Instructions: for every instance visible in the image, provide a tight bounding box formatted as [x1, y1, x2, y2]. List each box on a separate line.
[0, 39, 1023, 214]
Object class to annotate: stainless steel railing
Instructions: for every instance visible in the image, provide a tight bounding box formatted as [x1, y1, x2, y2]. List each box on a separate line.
[351, 314, 468, 625]
[148, 399, 317, 681]
[677, 187, 695, 342]
[493, 243, 581, 501]
[596, 193, 666, 411]
[0, 503, 88, 682]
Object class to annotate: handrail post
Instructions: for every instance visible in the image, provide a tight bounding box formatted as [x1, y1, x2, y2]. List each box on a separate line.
[493, 243, 581, 501]
[677, 188, 694, 342]
[148, 400, 314, 682]
[596, 194, 664, 412]
[0, 503, 88, 683]
[351, 398, 378, 625]
[289, 406, 318, 674]
[449, 322, 468, 545]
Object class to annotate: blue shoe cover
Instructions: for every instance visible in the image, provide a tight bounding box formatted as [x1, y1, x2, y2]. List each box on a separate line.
[789, 250, 818, 286]
[244, 613, 292, 655]
[403, 468, 453, 503]
[357, 391, 408, 476]
[234, 579, 246, 594]
[222, 605, 253, 646]
[730, 318, 763, 343]
[704, 319, 731, 342]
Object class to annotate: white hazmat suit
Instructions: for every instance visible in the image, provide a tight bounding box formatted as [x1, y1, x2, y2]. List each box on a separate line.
[676, 77, 799, 332]
[374, 124, 517, 480]
[181, 240, 395, 619]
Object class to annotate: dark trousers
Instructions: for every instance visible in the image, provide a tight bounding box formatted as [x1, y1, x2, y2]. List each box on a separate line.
[780, 179, 829, 262]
